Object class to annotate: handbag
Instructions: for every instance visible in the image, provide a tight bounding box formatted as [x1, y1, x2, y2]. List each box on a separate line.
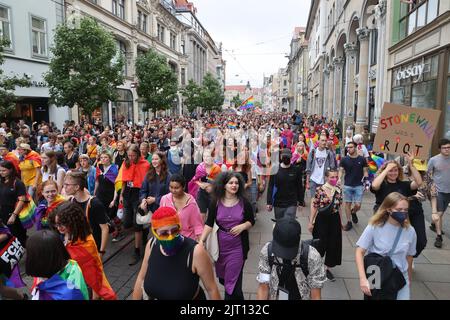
[317, 191, 337, 214]
[136, 206, 152, 226]
[364, 227, 406, 300]
[204, 222, 219, 262]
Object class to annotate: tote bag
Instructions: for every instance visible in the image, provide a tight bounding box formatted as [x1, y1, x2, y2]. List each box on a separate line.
[205, 223, 219, 262]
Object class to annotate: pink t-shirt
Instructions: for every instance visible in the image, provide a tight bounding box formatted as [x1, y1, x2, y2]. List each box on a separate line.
[159, 194, 204, 240]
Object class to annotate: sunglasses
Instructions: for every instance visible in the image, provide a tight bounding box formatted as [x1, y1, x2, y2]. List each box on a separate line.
[156, 226, 180, 237]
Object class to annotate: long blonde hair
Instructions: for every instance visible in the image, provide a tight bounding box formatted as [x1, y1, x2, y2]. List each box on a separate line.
[369, 192, 411, 228]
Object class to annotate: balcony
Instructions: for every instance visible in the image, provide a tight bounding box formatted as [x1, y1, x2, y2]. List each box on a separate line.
[160, 0, 176, 14]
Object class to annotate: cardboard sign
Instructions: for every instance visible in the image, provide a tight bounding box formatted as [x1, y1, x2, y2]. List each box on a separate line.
[373, 103, 441, 160]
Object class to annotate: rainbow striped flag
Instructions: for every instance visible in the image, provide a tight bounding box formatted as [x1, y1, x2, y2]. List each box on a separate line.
[239, 96, 255, 110]
[17, 194, 37, 229]
[35, 195, 66, 230]
[66, 235, 117, 300]
[32, 260, 89, 300]
[115, 164, 124, 192]
[371, 154, 385, 170]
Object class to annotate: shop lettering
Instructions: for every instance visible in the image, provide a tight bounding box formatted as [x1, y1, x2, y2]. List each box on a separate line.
[396, 64, 424, 82]
[0, 238, 25, 268]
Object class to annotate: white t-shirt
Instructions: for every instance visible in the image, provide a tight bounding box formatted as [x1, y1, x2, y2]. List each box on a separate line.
[310, 148, 327, 184]
[41, 165, 66, 183]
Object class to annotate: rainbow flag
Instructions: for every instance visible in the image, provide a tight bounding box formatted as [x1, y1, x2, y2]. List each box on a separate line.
[371, 154, 385, 170]
[24, 150, 42, 166]
[96, 164, 119, 184]
[4, 152, 20, 173]
[367, 159, 378, 174]
[239, 96, 255, 110]
[17, 194, 36, 229]
[115, 164, 123, 192]
[32, 260, 89, 300]
[228, 122, 237, 129]
[34, 195, 66, 230]
[66, 235, 117, 300]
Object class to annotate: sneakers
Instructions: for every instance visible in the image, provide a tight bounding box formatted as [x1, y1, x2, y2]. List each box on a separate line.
[351, 208, 358, 224]
[326, 270, 336, 282]
[434, 235, 443, 249]
[343, 221, 353, 231]
[112, 233, 126, 243]
[430, 223, 445, 235]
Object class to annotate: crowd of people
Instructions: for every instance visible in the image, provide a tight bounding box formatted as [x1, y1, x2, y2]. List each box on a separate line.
[0, 110, 449, 301]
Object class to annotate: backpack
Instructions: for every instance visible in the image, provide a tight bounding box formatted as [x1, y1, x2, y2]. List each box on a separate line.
[294, 115, 302, 125]
[267, 238, 320, 278]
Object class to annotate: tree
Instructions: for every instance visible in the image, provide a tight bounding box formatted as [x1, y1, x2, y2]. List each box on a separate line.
[231, 94, 243, 108]
[45, 18, 124, 120]
[198, 73, 224, 112]
[181, 79, 201, 113]
[255, 101, 262, 108]
[135, 49, 178, 117]
[0, 39, 31, 118]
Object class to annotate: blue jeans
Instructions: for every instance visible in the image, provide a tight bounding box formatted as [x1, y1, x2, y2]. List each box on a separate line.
[309, 180, 323, 198]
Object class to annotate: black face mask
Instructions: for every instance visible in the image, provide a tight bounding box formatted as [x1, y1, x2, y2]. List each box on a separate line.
[281, 157, 291, 165]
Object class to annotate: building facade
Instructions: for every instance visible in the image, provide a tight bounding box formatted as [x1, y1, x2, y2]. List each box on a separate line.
[305, 0, 389, 134]
[2, 0, 70, 129]
[287, 27, 308, 113]
[386, 0, 450, 153]
[223, 82, 262, 109]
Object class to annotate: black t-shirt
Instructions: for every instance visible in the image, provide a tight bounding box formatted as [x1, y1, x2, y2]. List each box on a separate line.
[95, 165, 115, 204]
[73, 197, 109, 250]
[370, 180, 419, 212]
[0, 179, 26, 219]
[340, 156, 368, 187]
[114, 152, 126, 168]
[65, 152, 79, 170]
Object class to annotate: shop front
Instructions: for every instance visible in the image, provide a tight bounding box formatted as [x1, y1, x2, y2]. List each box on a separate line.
[390, 49, 450, 153]
[97, 88, 134, 126]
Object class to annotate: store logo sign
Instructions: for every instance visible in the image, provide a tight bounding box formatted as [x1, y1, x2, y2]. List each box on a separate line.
[396, 64, 424, 83]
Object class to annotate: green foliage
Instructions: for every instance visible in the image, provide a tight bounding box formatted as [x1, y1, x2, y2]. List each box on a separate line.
[45, 18, 124, 119]
[135, 49, 178, 116]
[181, 79, 201, 113]
[231, 94, 243, 108]
[181, 73, 224, 113]
[0, 39, 31, 118]
[198, 73, 224, 112]
[255, 101, 262, 108]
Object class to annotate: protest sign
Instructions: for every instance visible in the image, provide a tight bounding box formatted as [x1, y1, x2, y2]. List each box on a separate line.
[373, 103, 441, 160]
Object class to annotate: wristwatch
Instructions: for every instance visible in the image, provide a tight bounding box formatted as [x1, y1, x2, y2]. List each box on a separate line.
[99, 250, 106, 254]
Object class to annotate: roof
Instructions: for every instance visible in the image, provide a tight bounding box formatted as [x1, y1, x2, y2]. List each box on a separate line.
[225, 85, 247, 93]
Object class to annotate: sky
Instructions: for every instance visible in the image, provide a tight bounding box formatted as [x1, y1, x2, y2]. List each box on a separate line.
[193, 0, 311, 88]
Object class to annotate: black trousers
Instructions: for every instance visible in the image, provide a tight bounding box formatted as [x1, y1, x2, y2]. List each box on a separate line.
[312, 210, 342, 268]
[219, 268, 244, 300]
[409, 208, 427, 257]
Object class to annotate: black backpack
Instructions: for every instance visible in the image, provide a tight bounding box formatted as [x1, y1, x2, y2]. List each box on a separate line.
[267, 238, 320, 278]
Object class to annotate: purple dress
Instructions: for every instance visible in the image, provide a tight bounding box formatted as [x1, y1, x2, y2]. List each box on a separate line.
[215, 200, 244, 295]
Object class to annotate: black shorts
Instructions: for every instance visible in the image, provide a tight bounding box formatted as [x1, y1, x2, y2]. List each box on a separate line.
[437, 192, 450, 213]
[197, 189, 211, 213]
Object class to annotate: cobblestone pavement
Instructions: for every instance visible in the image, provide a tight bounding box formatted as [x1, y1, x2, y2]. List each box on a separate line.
[17, 192, 450, 300]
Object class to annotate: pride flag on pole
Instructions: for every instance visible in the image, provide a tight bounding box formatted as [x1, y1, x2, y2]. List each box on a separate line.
[239, 96, 255, 110]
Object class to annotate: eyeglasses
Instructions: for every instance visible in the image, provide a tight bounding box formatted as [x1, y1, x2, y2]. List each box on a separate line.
[441, 146, 450, 150]
[156, 226, 180, 237]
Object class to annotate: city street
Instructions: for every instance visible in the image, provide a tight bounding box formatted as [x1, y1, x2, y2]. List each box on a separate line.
[20, 191, 450, 300]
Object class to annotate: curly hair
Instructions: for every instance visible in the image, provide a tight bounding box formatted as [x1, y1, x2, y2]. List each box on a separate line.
[49, 201, 92, 242]
[212, 171, 247, 203]
[376, 160, 404, 182]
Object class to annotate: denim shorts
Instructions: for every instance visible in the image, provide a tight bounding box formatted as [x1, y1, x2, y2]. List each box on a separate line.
[343, 185, 364, 203]
[437, 192, 450, 213]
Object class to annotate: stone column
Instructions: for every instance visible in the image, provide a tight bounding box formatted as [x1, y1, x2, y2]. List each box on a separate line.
[333, 56, 345, 120]
[355, 27, 370, 133]
[327, 64, 335, 121]
[344, 43, 358, 122]
[323, 66, 330, 118]
[373, 0, 387, 133]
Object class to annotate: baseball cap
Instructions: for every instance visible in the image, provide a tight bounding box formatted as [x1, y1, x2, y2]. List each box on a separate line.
[280, 148, 292, 158]
[272, 217, 301, 260]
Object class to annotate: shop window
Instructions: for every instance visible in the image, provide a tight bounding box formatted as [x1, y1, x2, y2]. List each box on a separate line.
[411, 80, 437, 109]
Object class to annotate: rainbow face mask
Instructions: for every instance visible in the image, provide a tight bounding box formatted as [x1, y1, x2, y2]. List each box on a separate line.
[152, 226, 184, 256]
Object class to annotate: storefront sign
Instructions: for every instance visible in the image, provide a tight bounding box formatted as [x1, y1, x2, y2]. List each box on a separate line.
[373, 103, 441, 159]
[31, 80, 48, 87]
[395, 64, 424, 83]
